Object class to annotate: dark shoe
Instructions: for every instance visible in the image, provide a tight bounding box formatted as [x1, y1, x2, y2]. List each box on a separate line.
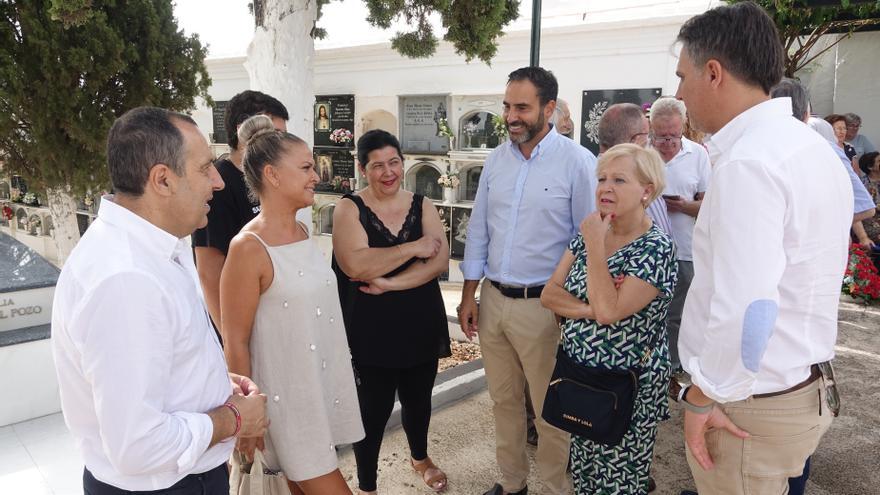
[482, 483, 527, 495]
[526, 422, 539, 446]
[647, 476, 656, 493]
[680, 491, 698, 495]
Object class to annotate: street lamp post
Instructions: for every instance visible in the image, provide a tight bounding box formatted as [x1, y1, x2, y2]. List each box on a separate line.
[530, 0, 542, 66]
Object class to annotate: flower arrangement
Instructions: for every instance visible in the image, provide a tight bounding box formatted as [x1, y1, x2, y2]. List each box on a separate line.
[22, 192, 39, 206]
[437, 172, 460, 189]
[492, 114, 508, 139]
[842, 243, 880, 302]
[329, 128, 353, 144]
[10, 188, 22, 203]
[1, 203, 13, 221]
[437, 118, 454, 139]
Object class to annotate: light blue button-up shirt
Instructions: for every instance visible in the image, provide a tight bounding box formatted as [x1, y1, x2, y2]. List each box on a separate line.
[461, 126, 597, 286]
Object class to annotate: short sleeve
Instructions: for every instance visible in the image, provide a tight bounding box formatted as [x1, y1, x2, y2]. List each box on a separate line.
[622, 232, 678, 299]
[568, 234, 584, 255]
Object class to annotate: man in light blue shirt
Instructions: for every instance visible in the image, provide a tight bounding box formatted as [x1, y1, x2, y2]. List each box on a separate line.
[458, 66, 596, 495]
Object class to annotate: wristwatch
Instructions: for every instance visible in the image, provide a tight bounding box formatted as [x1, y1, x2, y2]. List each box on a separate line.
[681, 386, 715, 414]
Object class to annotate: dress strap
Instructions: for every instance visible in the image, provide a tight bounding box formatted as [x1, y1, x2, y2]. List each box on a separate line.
[296, 221, 310, 238]
[242, 231, 271, 249]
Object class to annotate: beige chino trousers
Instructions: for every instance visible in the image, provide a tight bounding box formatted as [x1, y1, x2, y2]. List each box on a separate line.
[479, 282, 572, 494]
[686, 377, 834, 495]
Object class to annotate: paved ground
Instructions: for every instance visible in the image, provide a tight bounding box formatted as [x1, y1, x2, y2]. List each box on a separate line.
[338, 300, 880, 494]
[2, 299, 877, 494]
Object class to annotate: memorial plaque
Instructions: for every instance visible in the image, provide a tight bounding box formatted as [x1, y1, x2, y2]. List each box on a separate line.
[400, 95, 450, 154]
[449, 206, 471, 260]
[314, 95, 355, 149]
[314, 149, 355, 195]
[211, 101, 228, 144]
[580, 88, 662, 155]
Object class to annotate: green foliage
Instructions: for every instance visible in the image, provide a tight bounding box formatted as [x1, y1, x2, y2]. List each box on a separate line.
[363, 0, 520, 64]
[0, 0, 212, 194]
[727, 0, 880, 77]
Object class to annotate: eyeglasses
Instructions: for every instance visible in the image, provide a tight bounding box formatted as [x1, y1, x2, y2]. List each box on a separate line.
[846, 123, 861, 129]
[650, 135, 682, 145]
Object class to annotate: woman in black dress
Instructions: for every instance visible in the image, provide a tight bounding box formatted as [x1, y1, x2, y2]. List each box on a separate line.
[332, 130, 451, 494]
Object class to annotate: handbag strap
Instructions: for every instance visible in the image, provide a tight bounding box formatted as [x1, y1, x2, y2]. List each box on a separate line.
[251, 449, 267, 493]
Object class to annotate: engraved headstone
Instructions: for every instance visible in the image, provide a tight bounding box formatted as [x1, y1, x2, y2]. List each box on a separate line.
[400, 95, 450, 154]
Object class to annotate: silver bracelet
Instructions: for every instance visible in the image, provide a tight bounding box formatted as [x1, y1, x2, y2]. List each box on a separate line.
[682, 386, 715, 414]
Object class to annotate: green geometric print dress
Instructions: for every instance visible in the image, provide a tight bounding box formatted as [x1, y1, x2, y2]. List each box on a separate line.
[560, 226, 677, 495]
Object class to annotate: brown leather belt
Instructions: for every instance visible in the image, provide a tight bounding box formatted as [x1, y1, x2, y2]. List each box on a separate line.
[753, 364, 821, 399]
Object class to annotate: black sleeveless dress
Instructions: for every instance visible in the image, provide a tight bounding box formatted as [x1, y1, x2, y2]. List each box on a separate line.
[331, 193, 451, 369]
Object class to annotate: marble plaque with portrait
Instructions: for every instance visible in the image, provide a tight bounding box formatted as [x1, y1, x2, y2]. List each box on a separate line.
[314, 95, 355, 148]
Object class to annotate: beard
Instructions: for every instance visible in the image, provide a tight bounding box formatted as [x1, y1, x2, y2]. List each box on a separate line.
[507, 111, 546, 144]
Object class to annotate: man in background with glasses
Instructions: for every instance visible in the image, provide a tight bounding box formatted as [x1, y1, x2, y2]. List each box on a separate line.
[844, 113, 876, 157]
[597, 102, 672, 236]
[648, 97, 711, 375]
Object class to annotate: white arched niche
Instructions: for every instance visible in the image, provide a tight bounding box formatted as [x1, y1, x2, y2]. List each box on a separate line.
[405, 162, 443, 201]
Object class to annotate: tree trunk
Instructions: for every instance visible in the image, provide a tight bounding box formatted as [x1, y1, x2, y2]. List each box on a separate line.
[46, 186, 81, 266]
[246, 0, 317, 230]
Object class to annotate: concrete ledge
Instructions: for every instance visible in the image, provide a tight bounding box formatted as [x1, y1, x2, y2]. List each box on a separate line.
[0, 323, 51, 347]
[385, 358, 486, 432]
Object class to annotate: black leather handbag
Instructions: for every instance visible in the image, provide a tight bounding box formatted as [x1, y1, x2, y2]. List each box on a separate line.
[542, 344, 651, 446]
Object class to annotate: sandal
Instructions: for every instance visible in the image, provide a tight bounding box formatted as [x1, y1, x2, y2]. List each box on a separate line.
[411, 456, 447, 492]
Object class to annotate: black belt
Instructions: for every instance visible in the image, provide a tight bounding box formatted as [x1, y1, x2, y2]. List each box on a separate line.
[753, 364, 821, 399]
[489, 280, 545, 299]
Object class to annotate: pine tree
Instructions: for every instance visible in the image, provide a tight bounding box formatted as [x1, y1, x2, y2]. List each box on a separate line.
[0, 0, 211, 262]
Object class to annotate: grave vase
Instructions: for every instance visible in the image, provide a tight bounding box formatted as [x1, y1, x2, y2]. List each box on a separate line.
[443, 187, 456, 204]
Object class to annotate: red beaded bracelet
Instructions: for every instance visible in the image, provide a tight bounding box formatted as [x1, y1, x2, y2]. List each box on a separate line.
[223, 401, 242, 437]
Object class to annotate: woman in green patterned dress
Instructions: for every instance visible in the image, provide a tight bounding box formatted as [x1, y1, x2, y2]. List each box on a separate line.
[541, 143, 677, 494]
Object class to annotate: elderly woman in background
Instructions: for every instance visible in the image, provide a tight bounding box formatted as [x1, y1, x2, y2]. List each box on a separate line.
[221, 115, 364, 494]
[332, 129, 451, 494]
[826, 114, 857, 162]
[541, 144, 678, 494]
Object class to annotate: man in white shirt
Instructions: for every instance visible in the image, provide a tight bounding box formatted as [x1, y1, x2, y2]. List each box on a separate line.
[674, 3, 852, 494]
[52, 107, 268, 494]
[648, 97, 711, 372]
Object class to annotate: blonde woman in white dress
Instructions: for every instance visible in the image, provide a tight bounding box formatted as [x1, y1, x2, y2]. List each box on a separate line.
[221, 115, 364, 495]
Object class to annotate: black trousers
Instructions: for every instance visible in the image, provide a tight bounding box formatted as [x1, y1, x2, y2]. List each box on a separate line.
[83, 464, 228, 495]
[352, 359, 438, 492]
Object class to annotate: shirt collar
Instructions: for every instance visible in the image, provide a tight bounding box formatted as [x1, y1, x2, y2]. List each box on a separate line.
[508, 124, 559, 161]
[705, 97, 791, 163]
[97, 195, 185, 262]
[665, 136, 696, 163]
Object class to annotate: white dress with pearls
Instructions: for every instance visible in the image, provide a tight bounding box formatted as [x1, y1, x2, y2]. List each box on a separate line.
[244, 229, 364, 482]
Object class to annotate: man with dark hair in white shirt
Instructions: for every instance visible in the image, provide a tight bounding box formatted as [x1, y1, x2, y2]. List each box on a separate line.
[52, 106, 268, 494]
[674, 3, 852, 494]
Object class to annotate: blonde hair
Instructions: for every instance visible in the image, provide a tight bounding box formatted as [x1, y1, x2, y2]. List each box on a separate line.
[237, 114, 306, 202]
[597, 143, 666, 204]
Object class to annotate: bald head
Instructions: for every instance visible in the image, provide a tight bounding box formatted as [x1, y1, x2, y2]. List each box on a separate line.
[598, 103, 648, 152]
